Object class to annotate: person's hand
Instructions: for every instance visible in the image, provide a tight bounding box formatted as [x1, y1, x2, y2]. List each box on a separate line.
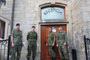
[46, 43, 48, 46]
[56, 44, 59, 47]
[52, 43, 55, 46]
[23, 42, 26, 47]
[12, 43, 14, 47]
[64, 43, 66, 45]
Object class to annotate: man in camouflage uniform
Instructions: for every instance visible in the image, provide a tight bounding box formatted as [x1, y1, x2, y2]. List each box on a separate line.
[46, 27, 56, 60]
[56, 27, 69, 60]
[26, 26, 37, 60]
[11, 23, 23, 60]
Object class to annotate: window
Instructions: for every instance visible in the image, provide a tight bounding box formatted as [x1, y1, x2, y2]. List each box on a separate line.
[0, 20, 5, 39]
[41, 7, 65, 21]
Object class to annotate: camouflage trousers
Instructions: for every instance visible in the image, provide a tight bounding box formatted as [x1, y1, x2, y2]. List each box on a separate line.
[11, 46, 22, 60]
[58, 45, 69, 60]
[27, 43, 37, 58]
[48, 46, 56, 58]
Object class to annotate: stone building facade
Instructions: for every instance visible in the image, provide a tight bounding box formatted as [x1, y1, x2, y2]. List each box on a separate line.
[0, 0, 90, 60]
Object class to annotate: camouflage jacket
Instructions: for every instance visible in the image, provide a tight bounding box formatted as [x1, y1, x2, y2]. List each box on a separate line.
[47, 32, 56, 46]
[27, 31, 37, 44]
[11, 29, 22, 46]
[56, 31, 67, 46]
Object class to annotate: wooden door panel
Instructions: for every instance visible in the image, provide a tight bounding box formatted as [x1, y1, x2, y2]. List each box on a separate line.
[41, 25, 67, 60]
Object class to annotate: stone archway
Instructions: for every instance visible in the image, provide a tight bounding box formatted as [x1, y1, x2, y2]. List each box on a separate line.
[39, 2, 68, 60]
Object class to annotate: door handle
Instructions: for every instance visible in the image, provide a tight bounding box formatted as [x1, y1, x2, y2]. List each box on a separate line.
[44, 40, 46, 45]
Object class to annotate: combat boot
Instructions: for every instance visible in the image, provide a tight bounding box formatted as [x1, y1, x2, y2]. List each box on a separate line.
[61, 58, 65, 60]
[52, 57, 56, 60]
[32, 57, 35, 60]
[65, 59, 69, 60]
[27, 57, 30, 60]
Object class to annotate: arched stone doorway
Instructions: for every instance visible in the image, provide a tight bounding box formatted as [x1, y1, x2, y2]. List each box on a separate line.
[39, 3, 68, 60]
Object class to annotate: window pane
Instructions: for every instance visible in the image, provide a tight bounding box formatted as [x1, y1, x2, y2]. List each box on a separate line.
[42, 7, 64, 20]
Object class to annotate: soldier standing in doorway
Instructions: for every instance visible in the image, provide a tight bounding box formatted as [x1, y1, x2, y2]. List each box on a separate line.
[11, 23, 23, 60]
[56, 26, 69, 60]
[46, 27, 56, 60]
[26, 26, 37, 60]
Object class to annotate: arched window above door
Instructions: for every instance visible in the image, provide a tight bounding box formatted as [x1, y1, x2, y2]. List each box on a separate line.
[41, 6, 65, 21]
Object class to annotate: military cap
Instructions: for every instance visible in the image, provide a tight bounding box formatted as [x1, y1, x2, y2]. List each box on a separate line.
[32, 26, 35, 28]
[16, 23, 20, 26]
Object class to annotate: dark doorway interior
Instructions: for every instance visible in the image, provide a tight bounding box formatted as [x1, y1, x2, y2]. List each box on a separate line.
[0, 20, 5, 39]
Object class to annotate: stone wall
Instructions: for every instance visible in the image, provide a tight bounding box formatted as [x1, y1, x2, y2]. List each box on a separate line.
[81, 0, 90, 38]
[0, 0, 12, 20]
[67, 0, 86, 60]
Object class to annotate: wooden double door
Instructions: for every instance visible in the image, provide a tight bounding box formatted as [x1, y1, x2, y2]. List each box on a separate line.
[41, 24, 67, 60]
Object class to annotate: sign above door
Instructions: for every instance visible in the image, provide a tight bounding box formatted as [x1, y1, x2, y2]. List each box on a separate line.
[41, 7, 65, 21]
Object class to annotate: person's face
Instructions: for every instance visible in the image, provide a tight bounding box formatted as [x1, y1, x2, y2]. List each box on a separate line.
[16, 26, 20, 30]
[32, 28, 35, 31]
[49, 28, 52, 32]
[59, 27, 62, 31]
